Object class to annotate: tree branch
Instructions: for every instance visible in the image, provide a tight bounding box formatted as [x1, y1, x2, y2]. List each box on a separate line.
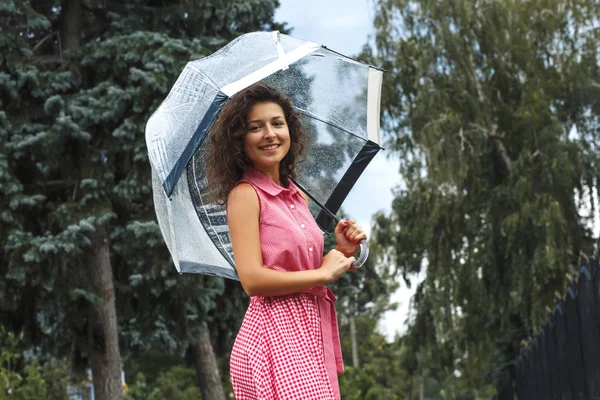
[32, 32, 58, 54]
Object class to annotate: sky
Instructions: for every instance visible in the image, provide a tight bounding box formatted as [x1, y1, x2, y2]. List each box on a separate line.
[275, 0, 421, 340]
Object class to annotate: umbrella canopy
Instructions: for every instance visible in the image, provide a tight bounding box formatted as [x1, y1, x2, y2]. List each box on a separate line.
[146, 31, 383, 279]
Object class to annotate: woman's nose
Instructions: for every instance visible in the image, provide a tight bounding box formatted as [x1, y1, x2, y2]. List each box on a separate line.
[263, 124, 276, 138]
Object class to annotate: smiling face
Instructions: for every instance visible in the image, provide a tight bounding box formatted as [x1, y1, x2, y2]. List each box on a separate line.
[243, 101, 291, 179]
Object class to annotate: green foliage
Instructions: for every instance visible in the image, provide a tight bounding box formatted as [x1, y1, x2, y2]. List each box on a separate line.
[124, 373, 150, 400]
[371, 0, 600, 393]
[125, 367, 201, 400]
[0, 0, 283, 380]
[339, 318, 409, 399]
[0, 0, 408, 397]
[0, 326, 69, 400]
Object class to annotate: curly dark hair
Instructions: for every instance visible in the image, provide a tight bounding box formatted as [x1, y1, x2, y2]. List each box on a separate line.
[206, 82, 308, 205]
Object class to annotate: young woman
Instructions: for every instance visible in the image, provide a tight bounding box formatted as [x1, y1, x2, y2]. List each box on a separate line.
[207, 82, 367, 400]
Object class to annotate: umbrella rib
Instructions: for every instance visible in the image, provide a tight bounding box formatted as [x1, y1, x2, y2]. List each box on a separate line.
[294, 108, 367, 142]
[321, 45, 387, 72]
[190, 159, 235, 266]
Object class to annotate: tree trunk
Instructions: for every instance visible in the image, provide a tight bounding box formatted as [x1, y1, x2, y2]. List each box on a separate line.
[59, 0, 82, 50]
[349, 316, 359, 368]
[192, 327, 226, 400]
[86, 225, 124, 400]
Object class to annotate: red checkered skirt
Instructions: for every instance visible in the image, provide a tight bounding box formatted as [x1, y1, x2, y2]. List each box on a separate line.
[230, 293, 338, 400]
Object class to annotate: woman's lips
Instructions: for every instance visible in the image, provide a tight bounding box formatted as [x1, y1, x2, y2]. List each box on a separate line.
[259, 144, 280, 151]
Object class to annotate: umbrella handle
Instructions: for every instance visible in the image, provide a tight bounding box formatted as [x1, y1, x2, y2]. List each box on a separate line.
[352, 240, 369, 268]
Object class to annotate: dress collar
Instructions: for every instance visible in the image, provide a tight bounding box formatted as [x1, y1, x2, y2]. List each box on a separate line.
[242, 168, 300, 197]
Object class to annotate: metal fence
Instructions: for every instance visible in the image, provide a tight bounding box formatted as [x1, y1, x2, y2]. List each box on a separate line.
[512, 259, 600, 399]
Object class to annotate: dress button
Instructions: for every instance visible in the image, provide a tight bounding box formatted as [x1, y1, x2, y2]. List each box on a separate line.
[309, 247, 313, 252]
[290, 204, 295, 209]
[301, 224, 306, 229]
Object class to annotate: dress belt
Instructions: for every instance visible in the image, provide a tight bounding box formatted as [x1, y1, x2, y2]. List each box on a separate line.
[304, 285, 344, 374]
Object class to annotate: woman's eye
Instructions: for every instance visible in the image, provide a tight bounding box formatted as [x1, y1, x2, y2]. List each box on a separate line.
[274, 121, 283, 127]
[249, 125, 260, 131]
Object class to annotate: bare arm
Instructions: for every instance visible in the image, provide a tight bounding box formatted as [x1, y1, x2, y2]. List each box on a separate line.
[227, 183, 353, 297]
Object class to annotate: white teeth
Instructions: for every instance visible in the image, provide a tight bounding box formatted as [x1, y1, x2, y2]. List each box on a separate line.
[261, 145, 279, 150]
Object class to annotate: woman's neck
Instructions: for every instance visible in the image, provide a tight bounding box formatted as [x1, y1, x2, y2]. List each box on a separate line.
[251, 165, 282, 187]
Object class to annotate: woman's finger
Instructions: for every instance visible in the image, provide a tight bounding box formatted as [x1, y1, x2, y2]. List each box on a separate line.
[347, 225, 360, 236]
[342, 220, 355, 229]
[341, 220, 368, 243]
[351, 229, 367, 242]
[335, 219, 351, 234]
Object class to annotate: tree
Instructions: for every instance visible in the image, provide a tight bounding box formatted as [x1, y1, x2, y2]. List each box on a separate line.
[1, 1, 286, 398]
[370, 0, 600, 394]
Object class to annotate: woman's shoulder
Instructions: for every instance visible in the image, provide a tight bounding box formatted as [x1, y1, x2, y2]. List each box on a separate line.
[228, 182, 258, 204]
[227, 182, 260, 221]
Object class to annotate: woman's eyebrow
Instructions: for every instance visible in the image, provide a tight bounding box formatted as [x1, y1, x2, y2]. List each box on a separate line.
[247, 115, 284, 124]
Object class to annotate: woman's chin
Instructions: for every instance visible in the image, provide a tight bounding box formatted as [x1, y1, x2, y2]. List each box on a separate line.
[252, 157, 284, 170]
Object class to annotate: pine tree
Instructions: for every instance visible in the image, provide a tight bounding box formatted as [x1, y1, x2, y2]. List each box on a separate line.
[1, 1, 285, 398]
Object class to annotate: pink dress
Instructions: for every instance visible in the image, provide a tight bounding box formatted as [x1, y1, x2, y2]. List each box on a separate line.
[229, 169, 344, 400]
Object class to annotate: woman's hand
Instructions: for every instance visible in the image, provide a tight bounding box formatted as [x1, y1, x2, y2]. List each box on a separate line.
[334, 219, 367, 258]
[319, 249, 355, 283]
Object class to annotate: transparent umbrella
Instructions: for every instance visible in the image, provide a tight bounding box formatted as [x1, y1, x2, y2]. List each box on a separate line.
[146, 31, 383, 279]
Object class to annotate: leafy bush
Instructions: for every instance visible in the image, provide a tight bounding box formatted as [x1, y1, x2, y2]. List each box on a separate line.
[0, 327, 69, 400]
[126, 366, 201, 400]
